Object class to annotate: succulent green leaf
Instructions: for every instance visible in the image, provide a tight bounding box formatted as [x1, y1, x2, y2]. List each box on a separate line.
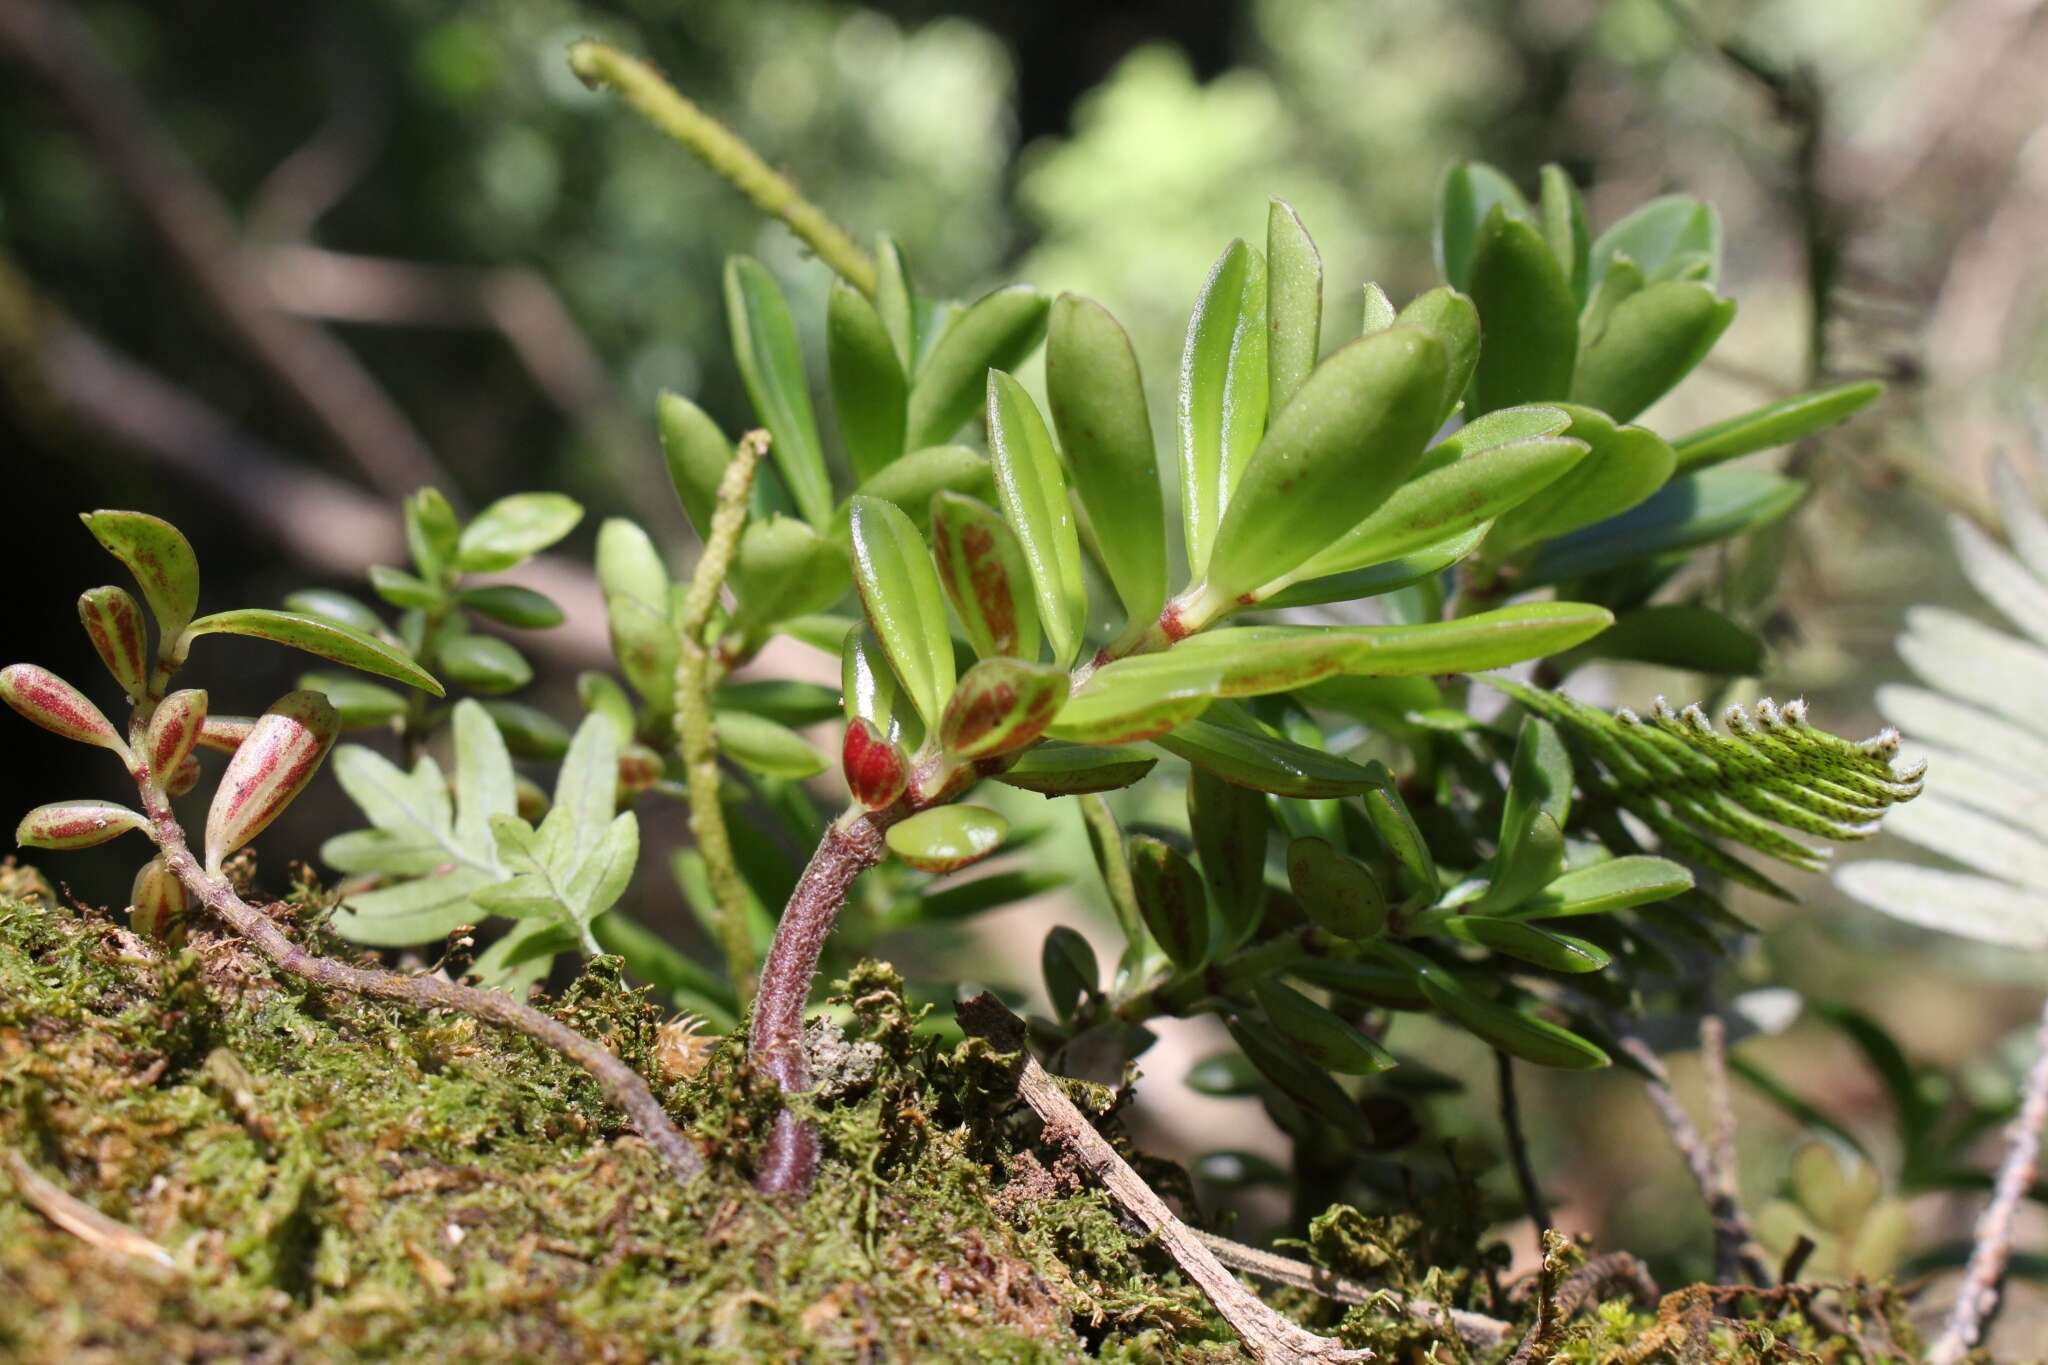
[1157, 718, 1383, 798]
[828, 278, 910, 480]
[1436, 916, 1609, 972]
[1200, 327, 1447, 603]
[16, 799, 148, 851]
[840, 625, 918, 748]
[657, 391, 732, 539]
[886, 804, 1008, 874]
[1507, 855, 1694, 919]
[1041, 924, 1098, 1024]
[1286, 836, 1388, 939]
[1394, 287, 1480, 426]
[1257, 530, 1484, 611]
[459, 585, 565, 629]
[1269, 431, 1587, 595]
[1129, 834, 1209, 969]
[1520, 469, 1806, 586]
[986, 371, 1088, 667]
[596, 518, 674, 704]
[78, 586, 148, 700]
[1361, 282, 1396, 335]
[1265, 199, 1323, 416]
[144, 688, 206, 779]
[847, 496, 955, 729]
[578, 672, 637, 747]
[1188, 767, 1269, 949]
[1538, 164, 1592, 302]
[1177, 240, 1269, 578]
[438, 635, 533, 695]
[480, 699, 572, 760]
[994, 740, 1156, 796]
[725, 256, 832, 526]
[1476, 717, 1572, 910]
[904, 284, 1049, 450]
[1467, 210, 1578, 415]
[1360, 767, 1436, 893]
[939, 656, 1069, 759]
[181, 609, 441, 695]
[1484, 404, 1677, 556]
[1436, 161, 1531, 293]
[1554, 604, 1764, 676]
[1253, 979, 1394, 1074]
[204, 690, 338, 873]
[731, 516, 850, 637]
[80, 510, 200, 648]
[714, 680, 842, 728]
[1380, 943, 1608, 1069]
[282, 589, 385, 637]
[1672, 381, 1883, 472]
[404, 487, 460, 580]
[1223, 1016, 1376, 1144]
[837, 445, 993, 535]
[1572, 280, 1735, 423]
[297, 672, 404, 728]
[874, 233, 918, 370]
[367, 565, 441, 610]
[714, 710, 828, 779]
[1591, 194, 1721, 287]
[929, 490, 1040, 661]
[1046, 294, 1165, 627]
[455, 493, 583, 573]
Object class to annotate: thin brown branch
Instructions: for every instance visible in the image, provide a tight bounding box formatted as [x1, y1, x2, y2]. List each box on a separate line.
[0, 0, 449, 498]
[1698, 1013, 1744, 1282]
[1495, 1049, 1553, 1246]
[1616, 1031, 1769, 1285]
[958, 994, 1371, 1364]
[1928, 990, 2048, 1364]
[132, 770, 703, 1187]
[4, 1149, 178, 1270]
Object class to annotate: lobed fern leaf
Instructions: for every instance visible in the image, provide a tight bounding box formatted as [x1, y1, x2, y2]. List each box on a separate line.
[1837, 469, 2048, 946]
[1487, 678, 1923, 898]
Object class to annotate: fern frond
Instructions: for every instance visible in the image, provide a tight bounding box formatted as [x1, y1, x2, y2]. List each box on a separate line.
[1836, 480, 2048, 946]
[1486, 678, 1924, 898]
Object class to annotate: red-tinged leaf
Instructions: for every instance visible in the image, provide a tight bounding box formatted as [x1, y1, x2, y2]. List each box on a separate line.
[938, 657, 1070, 760]
[130, 855, 188, 940]
[145, 688, 207, 784]
[843, 717, 909, 810]
[929, 490, 1040, 660]
[78, 586, 148, 698]
[885, 805, 1008, 873]
[203, 690, 339, 873]
[80, 510, 200, 647]
[0, 664, 128, 756]
[167, 756, 201, 797]
[16, 799, 149, 850]
[196, 715, 256, 754]
[616, 743, 664, 799]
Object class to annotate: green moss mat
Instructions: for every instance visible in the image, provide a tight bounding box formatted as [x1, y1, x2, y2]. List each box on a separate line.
[0, 891, 1929, 1362]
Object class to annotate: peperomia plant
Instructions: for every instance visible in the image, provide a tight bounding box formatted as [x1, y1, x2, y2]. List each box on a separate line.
[566, 33, 1917, 1206]
[3, 511, 704, 1187]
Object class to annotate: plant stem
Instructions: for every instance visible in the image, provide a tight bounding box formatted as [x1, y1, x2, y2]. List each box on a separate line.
[674, 429, 767, 1002]
[1495, 1049, 1553, 1245]
[566, 40, 877, 297]
[1698, 1012, 1746, 1282]
[130, 758, 703, 1186]
[1928, 990, 2048, 1365]
[748, 804, 899, 1194]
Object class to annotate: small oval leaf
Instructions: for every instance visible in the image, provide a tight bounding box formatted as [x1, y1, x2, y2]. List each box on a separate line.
[1129, 834, 1209, 969]
[987, 370, 1088, 668]
[0, 664, 127, 755]
[1189, 767, 1269, 949]
[459, 585, 565, 629]
[81, 510, 199, 646]
[145, 688, 207, 782]
[1436, 915, 1610, 973]
[1467, 210, 1578, 415]
[78, 586, 149, 699]
[455, 493, 583, 573]
[1571, 279, 1735, 423]
[828, 278, 909, 480]
[847, 496, 955, 730]
[938, 656, 1070, 760]
[1673, 381, 1883, 473]
[1178, 239, 1268, 578]
[16, 799, 149, 850]
[885, 804, 1008, 874]
[203, 690, 340, 872]
[726, 256, 832, 527]
[185, 610, 443, 696]
[658, 391, 732, 538]
[993, 740, 1156, 796]
[438, 635, 534, 696]
[1253, 979, 1394, 1074]
[930, 491, 1039, 661]
[713, 709, 827, 779]
[905, 284, 1050, 450]
[130, 855, 187, 939]
[1286, 836, 1388, 939]
[842, 716, 910, 809]
[1265, 198, 1324, 418]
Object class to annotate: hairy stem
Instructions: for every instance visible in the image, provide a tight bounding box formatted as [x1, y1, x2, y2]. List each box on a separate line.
[747, 804, 898, 1194]
[674, 429, 767, 1001]
[1928, 990, 2048, 1364]
[566, 40, 876, 297]
[132, 767, 703, 1186]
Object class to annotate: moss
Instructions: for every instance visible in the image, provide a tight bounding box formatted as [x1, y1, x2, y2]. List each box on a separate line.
[0, 893, 1928, 1362]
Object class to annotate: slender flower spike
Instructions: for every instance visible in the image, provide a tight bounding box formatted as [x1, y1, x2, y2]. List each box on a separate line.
[129, 855, 188, 940]
[203, 690, 339, 873]
[195, 714, 256, 754]
[78, 586, 149, 700]
[145, 688, 208, 785]
[16, 799, 150, 850]
[842, 717, 909, 810]
[0, 664, 129, 759]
